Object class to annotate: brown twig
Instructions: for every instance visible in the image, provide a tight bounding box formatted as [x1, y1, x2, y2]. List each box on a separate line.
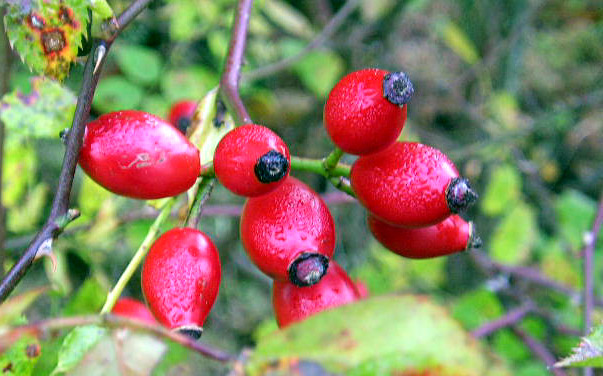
[219, 0, 254, 125]
[582, 194, 603, 376]
[0, 0, 154, 303]
[472, 302, 535, 338]
[0, 314, 234, 363]
[512, 327, 567, 376]
[242, 0, 360, 82]
[0, 8, 14, 279]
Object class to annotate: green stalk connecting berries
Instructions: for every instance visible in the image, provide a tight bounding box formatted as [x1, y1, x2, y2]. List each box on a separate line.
[100, 198, 176, 314]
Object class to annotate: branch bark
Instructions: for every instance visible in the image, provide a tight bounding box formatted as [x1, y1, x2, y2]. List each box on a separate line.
[512, 327, 567, 376]
[472, 302, 535, 338]
[219, 0, 254, 125]
[0, 0, 153, 303]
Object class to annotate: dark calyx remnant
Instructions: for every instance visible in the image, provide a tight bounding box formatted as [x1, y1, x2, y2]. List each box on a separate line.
[288, 253, 329, 287]
[176, 116, 192, 134]
[446, 177, 478, 213]
[382, 71, 414, 106]
[254, 150, 289, 184]
[176, 326, 203, 341]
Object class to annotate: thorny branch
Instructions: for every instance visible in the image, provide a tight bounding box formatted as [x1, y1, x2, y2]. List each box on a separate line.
[472, 302, 535, 338]
[0, 0, 154, 303]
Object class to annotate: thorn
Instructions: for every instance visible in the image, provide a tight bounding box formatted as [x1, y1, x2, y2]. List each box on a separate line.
[35, 238, 57, 272]
[93, 43, 106, 75]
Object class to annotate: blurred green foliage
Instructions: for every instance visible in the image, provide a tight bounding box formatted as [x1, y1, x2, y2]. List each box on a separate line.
[1, 0, 603, 374]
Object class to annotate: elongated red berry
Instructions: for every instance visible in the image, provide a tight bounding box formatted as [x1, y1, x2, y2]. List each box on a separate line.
[272, 262, 360, 328]
[240, 177, 335, 286]
[79, 110, 200, 199]
[112, 297, 157, 325]
[142, 228, 221, 339]
[324, 68, 413, 155]
[214, 124, 290, 197]
[168, 100, 197, 134]
[351, 142, 477, 227]
[368, 214, 481, 259]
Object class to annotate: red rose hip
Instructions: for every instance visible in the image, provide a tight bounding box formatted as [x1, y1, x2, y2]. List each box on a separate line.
[142, 228, 221, 338]
[351, 142, 477, 227]
[272, 262, 361, 328]
[214, 124, 290, 197]
[168, 100, 197, 134]
[324, 68, 413, 155]
[112, 297, 157, 325]
[240, 177, 336, 286]
[368, 214, 481, 259]
[79, 110, 201, 199]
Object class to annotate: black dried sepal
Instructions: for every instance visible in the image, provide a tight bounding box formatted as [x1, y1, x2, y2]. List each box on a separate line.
[176, 117, 192, 134]
[175, 326, 203, 340]
[446, 177, 478, 213]
[288, 253, 329, 287]
[382, 71, 414, 106]
[254, 150, 289, 184]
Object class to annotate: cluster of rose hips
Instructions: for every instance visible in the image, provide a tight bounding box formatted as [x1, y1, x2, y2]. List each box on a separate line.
[76, 67, 480, 336]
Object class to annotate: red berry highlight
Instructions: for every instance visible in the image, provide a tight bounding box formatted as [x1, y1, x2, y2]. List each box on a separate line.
[324, 68, 413, 155]
[168, 100, 197, 134]
[368, 214, 481, 259]
[351, 142, 477, 227]
[142, 228, 221, 336]
[240, 177, 336, 286]
[111, 297, 157, 325]
[79, 110, 201, 200]
[272, 262, 361, 328]
[214, 124, 290, 197]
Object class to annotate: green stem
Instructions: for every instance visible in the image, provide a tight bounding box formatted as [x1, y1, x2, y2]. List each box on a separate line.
[100, 198, 176, 314]
[330, 176, 355, 197]
[322, 147, 344, 171]
[290, 156, 351, 178]
[185, 177, 216, 228]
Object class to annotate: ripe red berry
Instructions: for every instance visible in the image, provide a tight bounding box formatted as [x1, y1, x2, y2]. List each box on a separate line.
[168, 100, 197, 134]
[368, 214, 481, 259]
[142, 228, 221, 339]
[272, 262, 361, 328]
[324, 68, 413, 155]
[351, 142, 477, 227]
[112, 297, 157, 325]
[240, 176, 336, 286]
[79, 110, 200, 200]
[214, 124, 290, 197]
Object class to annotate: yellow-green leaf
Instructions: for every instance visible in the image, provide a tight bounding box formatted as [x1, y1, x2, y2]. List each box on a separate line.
[436, 19, 480, 65]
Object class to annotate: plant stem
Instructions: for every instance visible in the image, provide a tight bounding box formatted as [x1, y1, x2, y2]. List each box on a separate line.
[322, 147, 344, 172]
[100, 198, 175, 314]
[219, 0, 254, 125]
[291, 156, 351, 178]
[472, 302, 535, 338]
[185, 178, 216, 229]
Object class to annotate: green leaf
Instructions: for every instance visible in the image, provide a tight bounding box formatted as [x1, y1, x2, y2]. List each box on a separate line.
[482, 164, 522, 216]
[538, 238, 581, 288]
[361, 0, 397, 22]
[0, 288, 46, 326]
[92, 76, 143, 114]
[262, 0, 314, 39]
[160, 67, 218, 103]
[247, 295, 511, 375]
[53, 326, 166, 375]
[2, 140, 36, 208]
[0, 77, 76, 140]
[78, 175, 114, 217]
[0, 336, 41, 376]
[488, 92, 520, 131]
[493, 329, 531, 363]
[491, 202, 538, 265]
[452, 289, 504, 330]
[52, 325, 107, 376]
[7, 183, 48, 232]
[4, 0, 89, 80]
[555, 189, 596, 250]
[556, 325, 603, 368]
[436, 19, 480, 65]
[62, 277, 108, 316]
[294, 50, 344, 97]
[114, 44, 163, 86]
